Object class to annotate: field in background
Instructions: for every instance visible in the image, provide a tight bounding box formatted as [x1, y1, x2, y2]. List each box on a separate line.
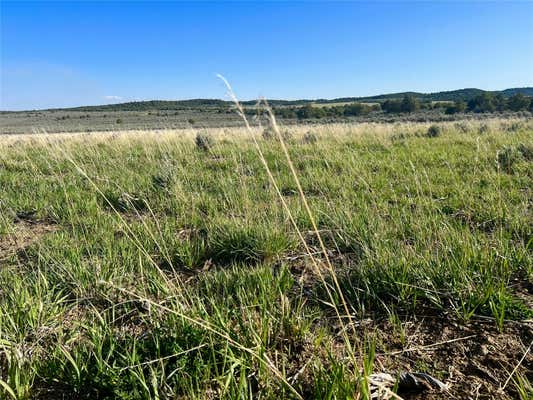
[3, 107, 531, 135]
[0, 119, 532, 399]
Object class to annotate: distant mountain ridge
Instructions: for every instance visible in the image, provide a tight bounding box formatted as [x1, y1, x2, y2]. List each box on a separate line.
[26, 87, 533, 112]
[322, 87, 533, 103]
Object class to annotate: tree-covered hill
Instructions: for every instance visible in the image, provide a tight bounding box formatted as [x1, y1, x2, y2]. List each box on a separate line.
[7, 87, 532, 112]
[330, 87, 533, 103]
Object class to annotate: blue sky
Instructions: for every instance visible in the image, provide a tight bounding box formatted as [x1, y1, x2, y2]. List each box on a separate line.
[1, 1, 532, 110]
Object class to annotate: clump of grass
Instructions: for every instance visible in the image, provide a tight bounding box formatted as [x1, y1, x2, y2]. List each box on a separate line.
[497, 146, 524, 173]
[512, 373, 533, 400]
[208, 225, 295, 265]
[516, 143, 533, 160]
[426, 124, 442, 137]
[454, 121, 470, 133]
[262, 127, 275, 140]
[262, 127, 292, 142]
[390, 132, 409, 142]
[151, 173, 173, 190]
[281, 129, 293, 142]
[195, 132, 213, 151]
[505, 121, 524, 132]
[479, 123, 490, 134]
[303, 131, 318, 144]
[151, 159, 176, 191]
[102, 190, 148, 212]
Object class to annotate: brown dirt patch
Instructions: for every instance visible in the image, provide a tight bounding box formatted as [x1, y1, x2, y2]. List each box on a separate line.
[362, 316, 533, 399]
[0, 219, 57, 262]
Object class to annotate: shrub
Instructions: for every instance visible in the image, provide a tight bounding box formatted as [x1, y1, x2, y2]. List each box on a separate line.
[382, 99, 402, 113]
[478, 123, 490, 134]
[262, 127, 275, 140]
[195, 132, 213, 152]
[303, 131, 318, 144]
[275, 107, 297, 119]
[426, 125, 442, 137]
[281, 129, 293, 142]
[468, 93, 496, 113]
[343, 103, 366, 116]
[445, 101, 467, 115]
[296, 104, 326, 119]
[508, 93, 530, 112]
[400, 95, 420, 113]
[188, 118, 195, 125]
[116, 118, 123, 124]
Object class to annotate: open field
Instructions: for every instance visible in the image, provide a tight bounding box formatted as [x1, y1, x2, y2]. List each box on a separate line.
[2, 107, 532, 135]
[0, 118, 532, 399]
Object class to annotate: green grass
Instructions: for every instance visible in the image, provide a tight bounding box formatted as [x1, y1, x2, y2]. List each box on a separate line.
[0, 120, 531, 399]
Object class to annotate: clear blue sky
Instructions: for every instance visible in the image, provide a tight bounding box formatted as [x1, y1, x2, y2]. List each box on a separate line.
[1, 1, 532, 110]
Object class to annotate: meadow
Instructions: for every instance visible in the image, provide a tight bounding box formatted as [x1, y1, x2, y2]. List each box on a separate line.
[0, 117, 531, 399]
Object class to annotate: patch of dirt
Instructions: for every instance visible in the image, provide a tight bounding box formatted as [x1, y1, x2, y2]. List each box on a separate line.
[0, 216, 57, 262]
[33, 382, 111, 400]
[282, 245, 532, 398]
[285, 251, 532, 399]
[360, 316, 533, 399]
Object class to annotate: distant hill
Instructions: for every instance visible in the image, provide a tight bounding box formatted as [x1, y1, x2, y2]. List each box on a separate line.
[499, 87, 533, 97]
[324, 87, 533, 103]
[30, 87, 533, 112]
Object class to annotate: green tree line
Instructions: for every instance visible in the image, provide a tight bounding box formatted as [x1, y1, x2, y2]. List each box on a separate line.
[270, 93, 533, 119]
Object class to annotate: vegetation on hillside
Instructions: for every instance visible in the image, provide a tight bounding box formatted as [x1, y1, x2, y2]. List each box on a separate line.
[15, 87, 531, 113]
[275, 92, 533, 120]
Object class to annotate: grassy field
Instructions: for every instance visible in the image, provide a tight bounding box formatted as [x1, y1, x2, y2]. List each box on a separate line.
[3, 107, 530, 135]
[0, 118, 532, 399]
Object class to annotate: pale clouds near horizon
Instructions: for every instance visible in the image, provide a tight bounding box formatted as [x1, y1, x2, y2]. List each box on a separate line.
[104, 95, 123, 101]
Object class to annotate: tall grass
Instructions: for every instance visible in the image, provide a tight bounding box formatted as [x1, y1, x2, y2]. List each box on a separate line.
[0, 117, 531, 399]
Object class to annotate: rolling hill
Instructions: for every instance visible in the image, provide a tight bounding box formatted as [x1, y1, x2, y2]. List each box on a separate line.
[7, 87, 533, 112]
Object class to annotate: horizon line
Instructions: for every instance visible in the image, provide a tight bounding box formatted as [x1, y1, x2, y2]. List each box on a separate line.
[2, 85, 532, 112]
